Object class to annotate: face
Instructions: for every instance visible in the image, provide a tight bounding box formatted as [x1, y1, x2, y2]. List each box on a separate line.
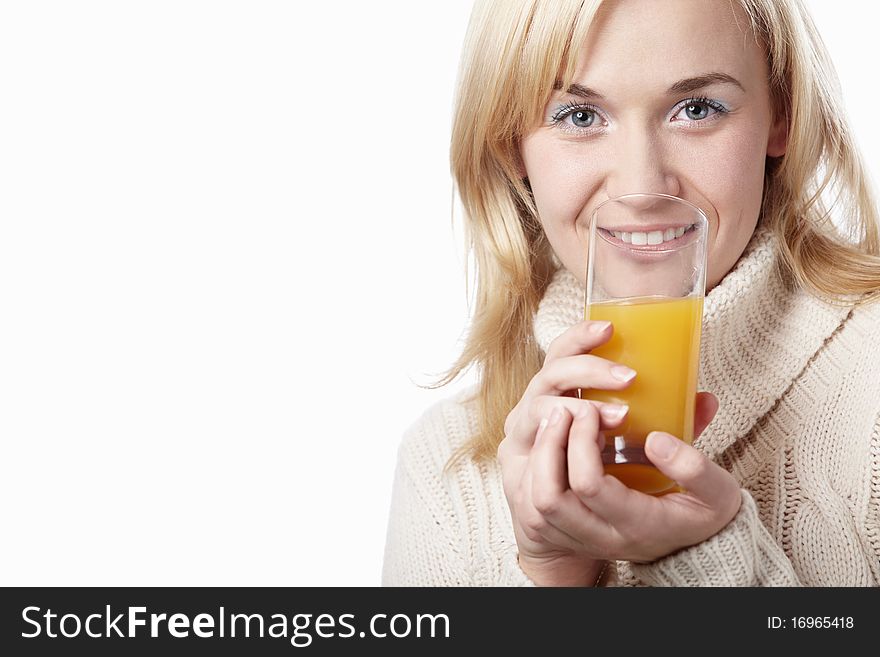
[519, 0, 787, 290]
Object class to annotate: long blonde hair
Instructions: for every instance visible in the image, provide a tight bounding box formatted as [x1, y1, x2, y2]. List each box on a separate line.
[437, 0, 880, 469]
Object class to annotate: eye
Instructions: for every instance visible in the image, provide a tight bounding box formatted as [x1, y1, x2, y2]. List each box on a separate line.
[671, 97, 728, 123]
[571, 109, 596, 127]
[549, 102, 606, 134]
[683, 102, 710, 120]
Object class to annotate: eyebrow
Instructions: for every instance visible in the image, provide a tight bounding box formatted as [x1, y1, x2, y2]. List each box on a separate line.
[554, 72, 744, 99]
[553, 81, 604, 99]
[666, 73, 745, 94]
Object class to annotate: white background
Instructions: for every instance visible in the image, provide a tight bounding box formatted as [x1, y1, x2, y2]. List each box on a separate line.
[0, 1, 876, 586]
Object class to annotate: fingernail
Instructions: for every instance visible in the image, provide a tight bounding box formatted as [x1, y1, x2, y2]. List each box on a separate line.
[536, 418, 549, 441]
[611, 365, 636, 382]
[648, 432, 678, 460]
[575, 404, 592, 419]
[549, 406, 564, 426]
[599, 404, 628, 422]
[589, 321, 611, 334]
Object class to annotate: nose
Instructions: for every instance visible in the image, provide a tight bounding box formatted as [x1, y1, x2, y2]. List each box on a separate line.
[603, 128, 680, 201]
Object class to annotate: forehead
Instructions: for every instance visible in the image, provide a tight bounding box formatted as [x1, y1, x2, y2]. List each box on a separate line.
[571, 0, 765, 92]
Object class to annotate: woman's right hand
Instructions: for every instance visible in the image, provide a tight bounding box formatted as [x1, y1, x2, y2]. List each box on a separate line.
[497, 319, 636, 586]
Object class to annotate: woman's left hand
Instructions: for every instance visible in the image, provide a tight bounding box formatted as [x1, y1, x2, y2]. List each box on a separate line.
[543, 392, 743, 563]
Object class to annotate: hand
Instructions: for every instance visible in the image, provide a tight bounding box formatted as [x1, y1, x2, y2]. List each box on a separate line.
[497, 319, 637, 586]
[498, 320, 737, 585]
[534, 388, 737, 563]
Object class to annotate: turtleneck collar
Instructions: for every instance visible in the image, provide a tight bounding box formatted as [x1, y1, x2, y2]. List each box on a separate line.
[532, 225, 854, 461]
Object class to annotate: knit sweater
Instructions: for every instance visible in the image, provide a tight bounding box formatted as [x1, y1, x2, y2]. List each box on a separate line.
[381, 226, 880, 586]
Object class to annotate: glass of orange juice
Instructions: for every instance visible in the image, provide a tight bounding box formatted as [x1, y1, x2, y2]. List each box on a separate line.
[580, 193, 709, 495]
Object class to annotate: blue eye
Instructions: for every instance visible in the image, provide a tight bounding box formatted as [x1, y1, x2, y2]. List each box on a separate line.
[550, 102, 605, 133]
[672, 97, 728, 122]
[684, 102, 710, 120]
[571, 109, 596, 127]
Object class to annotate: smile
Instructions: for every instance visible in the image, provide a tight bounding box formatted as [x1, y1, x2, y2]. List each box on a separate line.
[598, 224, 696, 249]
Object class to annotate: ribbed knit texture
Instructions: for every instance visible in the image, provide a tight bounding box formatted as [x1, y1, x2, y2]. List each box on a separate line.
[382, 227, 880, 586]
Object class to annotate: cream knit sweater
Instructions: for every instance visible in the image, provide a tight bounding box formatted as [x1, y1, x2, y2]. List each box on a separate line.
[382, 227, 880, 586]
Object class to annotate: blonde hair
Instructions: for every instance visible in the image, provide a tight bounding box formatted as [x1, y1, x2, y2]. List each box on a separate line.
[437, 0, 880, 469]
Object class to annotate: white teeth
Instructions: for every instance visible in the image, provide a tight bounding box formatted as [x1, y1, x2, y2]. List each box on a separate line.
[609, 225, 691, 245]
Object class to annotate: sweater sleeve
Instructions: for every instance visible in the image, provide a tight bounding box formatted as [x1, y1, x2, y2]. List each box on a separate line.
[628, 489, 802, 586]
[380, 449, 472, 586]
[381, 396, 538, 587]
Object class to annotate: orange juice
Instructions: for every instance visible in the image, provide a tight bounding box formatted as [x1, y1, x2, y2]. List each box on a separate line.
[584, 295, 703, 495]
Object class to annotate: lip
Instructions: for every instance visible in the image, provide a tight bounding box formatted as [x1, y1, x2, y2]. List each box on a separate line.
[597, 224, 697, 251]
[600, 224, 693, 232]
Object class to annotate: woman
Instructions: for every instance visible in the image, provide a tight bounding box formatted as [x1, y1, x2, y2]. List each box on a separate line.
[382, 0, 880, 586]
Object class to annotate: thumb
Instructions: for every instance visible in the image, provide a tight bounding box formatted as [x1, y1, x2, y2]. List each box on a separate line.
[644, 431, 740, 511]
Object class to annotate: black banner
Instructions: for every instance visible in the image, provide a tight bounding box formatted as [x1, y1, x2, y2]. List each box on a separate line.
[0, 587, 873, 655]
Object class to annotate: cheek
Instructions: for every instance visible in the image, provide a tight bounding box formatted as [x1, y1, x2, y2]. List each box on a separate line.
[687, 129, 767, 216]
[524, 146, 593, 221]
[681, 127, 768, 285]
[521, 138, 602, 268]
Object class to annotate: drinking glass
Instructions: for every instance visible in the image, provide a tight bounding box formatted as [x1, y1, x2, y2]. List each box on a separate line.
[580, 193, 709, 495]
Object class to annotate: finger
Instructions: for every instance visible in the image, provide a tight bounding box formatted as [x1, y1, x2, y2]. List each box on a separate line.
[525, 353, 637, 398]
[527, 405, 616, 552]
[523, 409, 586, 552]
[544, 320, 614, 363]
[562, 406, 633, 537]
[644, 431, 741, 514]
[565, 404, 604, 494]
[529, 406, 573, 513]
[566, 404, 643, 518]
[693, 392, 719, 439]
[568, 404, 645, 526]
[503, 396, 628, 457]
[521, 473, 586, 553]
[530, 395, 629, 431]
